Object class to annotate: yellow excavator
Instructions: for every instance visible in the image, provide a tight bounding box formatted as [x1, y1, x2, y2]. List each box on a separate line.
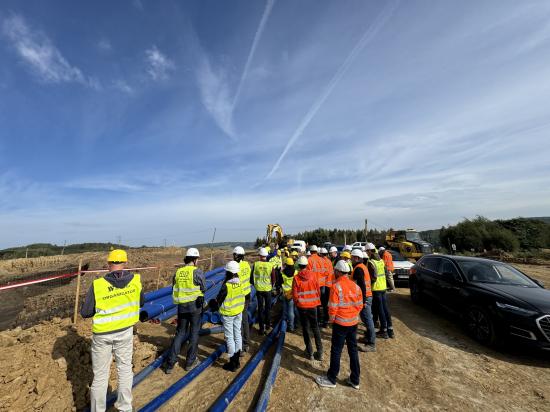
[266, 224, 295, 248]
[385, 229, 433, 260]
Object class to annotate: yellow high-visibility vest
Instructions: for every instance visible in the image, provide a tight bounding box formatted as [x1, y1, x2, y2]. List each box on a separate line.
[93, 274, 141, 334]
[219, 281, 245, 316]
[282, 270, 296, 293]
[371, 259, 387, 291]
[238, 260, 252, 296]
[173, 265, 204, 304]
[253, 261, 273, 292]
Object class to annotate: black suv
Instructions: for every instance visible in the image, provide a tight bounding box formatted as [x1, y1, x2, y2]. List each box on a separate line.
[409, 254, 550, 349]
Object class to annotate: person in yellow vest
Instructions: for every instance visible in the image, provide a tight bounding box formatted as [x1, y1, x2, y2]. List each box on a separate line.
[233, 246, 252, 354]
[251, 247, 275, 335]
[80, 249, 144, 412]
[278, 257, 298, 331]
[366, 243, 394, 339]
[164, 247, 206, 374]
[209, 261, 245, 372]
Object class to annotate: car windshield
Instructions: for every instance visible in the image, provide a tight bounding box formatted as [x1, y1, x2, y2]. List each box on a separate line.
[405, 232, 422, 242]
[389, 251, 406, 261]
[457, 261, 538, 287]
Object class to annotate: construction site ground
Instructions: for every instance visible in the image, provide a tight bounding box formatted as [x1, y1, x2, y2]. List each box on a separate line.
[0, 252, 549, 411]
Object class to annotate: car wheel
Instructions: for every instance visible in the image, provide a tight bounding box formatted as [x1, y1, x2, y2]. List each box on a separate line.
[410, 280, 423, 304]
[466, 306, 496, 346]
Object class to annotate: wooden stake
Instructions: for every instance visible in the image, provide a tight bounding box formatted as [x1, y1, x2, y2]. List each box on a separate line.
[73, 258, 83, 324]
[156, 266, 162, 290]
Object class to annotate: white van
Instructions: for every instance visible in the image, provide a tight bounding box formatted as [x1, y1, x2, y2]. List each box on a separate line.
[292, 240, 306, 252]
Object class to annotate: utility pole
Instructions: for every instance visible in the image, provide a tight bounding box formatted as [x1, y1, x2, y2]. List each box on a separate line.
[117, 235, 121, 248]
[25, 247, 28, 259]
[61, 240, 66, 256]
[364, 218, 368, 241]
[163, 238, 167, 248]
[209, 228, 217, 270]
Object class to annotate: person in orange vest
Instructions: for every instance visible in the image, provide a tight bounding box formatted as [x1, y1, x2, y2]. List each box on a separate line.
[378, 247, 395, 291]
[306, 245, 328, 328]
[350, 249, 376, 352]
[319, 247, 334, 327]
[292, 256, 323, 360]
[316, 260, 363, 389]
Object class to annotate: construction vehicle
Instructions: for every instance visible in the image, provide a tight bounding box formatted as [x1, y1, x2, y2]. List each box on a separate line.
[266, 224, 284, 247]
[385, 229, 433, 260]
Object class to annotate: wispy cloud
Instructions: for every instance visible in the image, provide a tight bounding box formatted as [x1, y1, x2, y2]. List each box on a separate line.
[196, 53, 236, 139]
[232, 0, 276, 110]
[113, 79, 134, 94]
[1, 14, 94, 87]
[97, 38, 112, 52]
[145, 45, 175, 80]
[264, 1, 399, 179]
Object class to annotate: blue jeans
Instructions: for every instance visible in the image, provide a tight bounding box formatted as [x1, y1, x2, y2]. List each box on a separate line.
[373, 291, 392, 332]
[360, 296, 376, 345]
[167, 309, 201, 367]
[282, 297, 297, 330]
[222, 312, 243, 357]
[327, 323, 360, 386]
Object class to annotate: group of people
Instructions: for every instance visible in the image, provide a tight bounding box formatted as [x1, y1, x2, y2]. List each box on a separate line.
[81, 241, 396, 411]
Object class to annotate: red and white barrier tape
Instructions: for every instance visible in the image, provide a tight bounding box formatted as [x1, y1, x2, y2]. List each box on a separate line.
[0, 266, 159, 291]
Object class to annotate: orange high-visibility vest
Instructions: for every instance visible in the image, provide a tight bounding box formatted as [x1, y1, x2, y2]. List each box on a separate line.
[328, 276, 363, 327]
[352, 263, 372, 299]
[382, 251, 394, 272]
[307, 254, 328, 287]
[323, 256, 335, 288]
[292, 269, 321, 309]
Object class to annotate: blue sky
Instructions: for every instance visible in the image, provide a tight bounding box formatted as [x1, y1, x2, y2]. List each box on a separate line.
[1, 0, 550, 248]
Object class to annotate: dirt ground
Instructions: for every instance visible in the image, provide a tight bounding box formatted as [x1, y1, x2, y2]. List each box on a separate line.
[0, 258, 549, 411]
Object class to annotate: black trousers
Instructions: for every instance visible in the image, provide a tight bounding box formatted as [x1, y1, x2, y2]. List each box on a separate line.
[241, 294, 250, 346]
[256, 291, 272, 332]
[327, 323, 360, 385]
[167, 309, 201, 367]
[298, 308, 322, 356]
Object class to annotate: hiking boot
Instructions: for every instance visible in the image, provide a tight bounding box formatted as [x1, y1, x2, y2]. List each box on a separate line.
[364, 344, 376, 352]
[346, 377, 360, 390]
[376, 330, 389, 339]
[388, 329, 395, 339]
[163, 363, 174, 375]
[313, 351, 323, 361]
[315, 375, 336, 388]
[184, 358, 199, 371]
[222, 353, 238, 372]
[234, 351, 241, 368]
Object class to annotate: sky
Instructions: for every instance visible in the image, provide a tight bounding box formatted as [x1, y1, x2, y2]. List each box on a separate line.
[1, 0, 550, 248]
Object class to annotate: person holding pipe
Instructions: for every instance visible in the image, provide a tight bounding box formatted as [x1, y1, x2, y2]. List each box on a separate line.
[316, 259, 363, 390]
[232, 246, 252, 354]
[163, 247, 206, 374]
[209, 260, 245, 371]
[80, 249, 144, 412]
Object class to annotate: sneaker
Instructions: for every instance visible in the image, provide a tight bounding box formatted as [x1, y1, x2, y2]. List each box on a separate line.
[364, 344, 376, 352]
[388, 329, 395, 339]
[315, 375, 336, 388]
[184, 358, 199, 371]
[357, 345, 367, 352]
[346, 377, 360, 390]
[313, 351, 323, 361]
[376, 330, 389, 339]
[163, 364, 174, 375]
[305, 351, 314, 360]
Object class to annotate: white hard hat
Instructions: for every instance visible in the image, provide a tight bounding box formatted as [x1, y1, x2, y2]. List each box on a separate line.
[233, 246, 245, 255]
[259, 247, 268, 257]
[329, 246, 338, 253]
[344, 245, 352, 251]
[363, 251, 369, 258]
[309, 245, 318, 252]
[334, 260, 350, 273]
[320, 247, 328, 254]
[186, 248, 200, 257]
[351, 249, 363, 258]
[225, 260, 240, 274]
[297, 256, 308, 266]
[366, 243, 376, 250]
[306, 251, 311, 256]
[379, 246, 385, 251]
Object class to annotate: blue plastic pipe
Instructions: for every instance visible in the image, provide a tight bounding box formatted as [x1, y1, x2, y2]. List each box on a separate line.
[138, 343, 227, 412]
[209, 321, 282, 412]
[254, 320, 287, 412]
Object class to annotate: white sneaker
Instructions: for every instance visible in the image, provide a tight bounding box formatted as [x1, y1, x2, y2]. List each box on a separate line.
[315, 375, 336, 388]
[346, 377, 360, 389]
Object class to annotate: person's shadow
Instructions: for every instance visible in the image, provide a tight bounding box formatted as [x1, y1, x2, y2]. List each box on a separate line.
[52, 325, 93, 411]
